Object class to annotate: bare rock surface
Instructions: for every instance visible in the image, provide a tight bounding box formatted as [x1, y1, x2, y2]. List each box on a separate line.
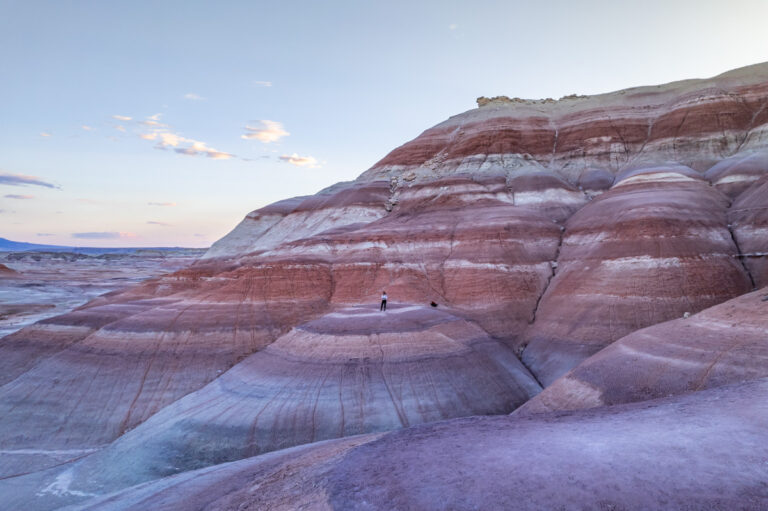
[0, 262, 333, 477]
[0, 263, 18, 274]
[202, 181, 390, 260]
[63, 378, 768, 511]
[15, 304, 539, 502]
[250, 175, 565, 346]
[730, 174, 768, 287]
[361, 62, 768, 183]
[516, 287, 768, 415]
[705, 151, 768, 198]
[521, 165, 753, 385]
[1, 63, 768, 510]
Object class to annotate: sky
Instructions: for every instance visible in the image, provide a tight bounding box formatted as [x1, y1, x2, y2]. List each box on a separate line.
[1, 0, 767, 247]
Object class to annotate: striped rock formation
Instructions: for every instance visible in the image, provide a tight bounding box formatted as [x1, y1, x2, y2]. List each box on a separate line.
[360, 63, 768, 184]
[0, 265, 333, 477]
[515, 287, 768, 416]
[248, 175, 569, 345]
[0, 175, 567, 483]
[705, 151, 768, 198]
[203, 180, 391, 260]
[14, 305, 539, 501]
[730, 174, 768, 287]
[1, 63, 768, 510]
[520, 164, 753, 385]
[66, 378, 768, 511]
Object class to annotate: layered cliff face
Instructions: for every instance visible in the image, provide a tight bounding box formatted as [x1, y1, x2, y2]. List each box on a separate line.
[520, 164, 753, 385]
[2, 63, 768, 510]
[730, 174, 768, 287]
[203, 181, 391, 260]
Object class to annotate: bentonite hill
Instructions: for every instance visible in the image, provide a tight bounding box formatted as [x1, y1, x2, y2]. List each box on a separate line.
[1, 63, 768, 510]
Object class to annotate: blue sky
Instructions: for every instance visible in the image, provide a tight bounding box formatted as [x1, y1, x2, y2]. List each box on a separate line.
[2, 0, 767, 247]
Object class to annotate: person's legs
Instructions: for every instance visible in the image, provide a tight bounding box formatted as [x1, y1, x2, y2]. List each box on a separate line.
[380, 300, 384, 311]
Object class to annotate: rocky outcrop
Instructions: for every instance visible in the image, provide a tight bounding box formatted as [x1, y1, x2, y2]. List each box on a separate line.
[515, 288, 768, 415]
[66, 378, 768, 511]
[520, 165, 753, 385]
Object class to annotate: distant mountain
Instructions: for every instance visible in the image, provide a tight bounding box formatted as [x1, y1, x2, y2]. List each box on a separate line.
[0, 237, 206, 255]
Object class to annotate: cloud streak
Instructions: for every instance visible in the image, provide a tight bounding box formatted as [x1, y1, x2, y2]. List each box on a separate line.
[0, 172, 58, 189]
[40, 132, 52, 137]
[254, 81, 272, 87]
[4, 194, 35, 199]
[279, 153, 320, 168]
[184, 93, 204, 100]
[71, 232, 136, 240]
[147, 221, 171, 226]
[138, 115, 234, 160]
[112, 115, 132, 121]
[148, 201, 176, 207]
[242, 120, 289, 143]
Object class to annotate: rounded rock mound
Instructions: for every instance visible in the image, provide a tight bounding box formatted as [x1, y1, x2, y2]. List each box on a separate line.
[53, 304, 541, 496]
[515, 287, 768, 416]
[70, 379, 768, 511]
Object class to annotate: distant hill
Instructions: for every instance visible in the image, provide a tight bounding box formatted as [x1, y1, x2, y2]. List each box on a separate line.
[0, 237, 207, 255]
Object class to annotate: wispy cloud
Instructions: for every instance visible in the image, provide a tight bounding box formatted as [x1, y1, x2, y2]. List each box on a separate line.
[0, 171, 58, 189]
[139, 120, 168, 128]
[71, 232, 136, 239]
[184, 93, 205, 100]
[254, 81, 272, 87]
[115, 113, 236, 161]
[203, 149, 233, 160]
[36, 233, 55, 237]
[141, 130, 233, 159]
[81, 125, 93, 131]
[148, 201, 176, 207]
[448, 23, 458, 30]
[40, 132, 52, 137]
[4, 194, 35, 199]
[136, 113, 168, 128]
[147, 220, 171, 226]
[242, 120, 289, 143]
[279, 153, 320, 168]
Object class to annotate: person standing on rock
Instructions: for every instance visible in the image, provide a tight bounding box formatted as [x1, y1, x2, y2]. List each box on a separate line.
[380, 291, 388, 312]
